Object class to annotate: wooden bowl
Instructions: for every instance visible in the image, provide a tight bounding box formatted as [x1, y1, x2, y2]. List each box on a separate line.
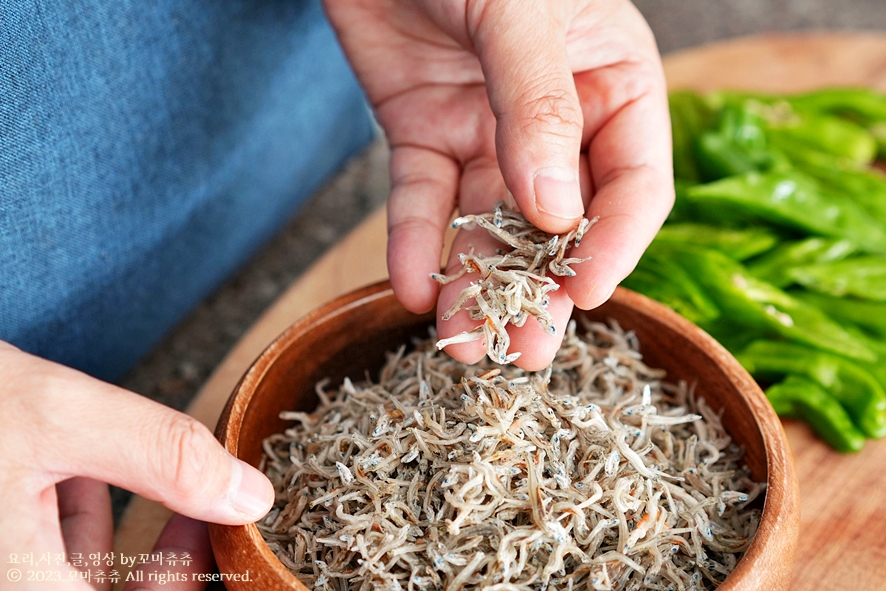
[209, 281, 799, 590]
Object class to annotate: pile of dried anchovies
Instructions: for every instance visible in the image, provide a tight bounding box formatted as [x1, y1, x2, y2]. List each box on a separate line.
[259, 320, 763, 591]
[433, 202, 596, 364]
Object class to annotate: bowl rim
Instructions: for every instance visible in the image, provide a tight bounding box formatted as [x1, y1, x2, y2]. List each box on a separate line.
[209, 281, 799, 590]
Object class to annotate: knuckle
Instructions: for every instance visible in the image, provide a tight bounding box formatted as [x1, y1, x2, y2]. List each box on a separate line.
[605, 59, 662, 111]
[154, 414, 224, 501]
[389, 214, 433, 239]
[519, 86, 583, 137]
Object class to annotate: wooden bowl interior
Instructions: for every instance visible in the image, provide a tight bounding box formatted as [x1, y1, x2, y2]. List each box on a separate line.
[211, 283, 795, 591]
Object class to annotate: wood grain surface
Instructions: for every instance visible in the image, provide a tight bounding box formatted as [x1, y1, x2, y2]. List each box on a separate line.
[113, 32, 886, 591]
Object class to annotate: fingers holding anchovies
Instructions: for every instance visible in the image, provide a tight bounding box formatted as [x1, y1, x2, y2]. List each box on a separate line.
[435, 201, 595, 370]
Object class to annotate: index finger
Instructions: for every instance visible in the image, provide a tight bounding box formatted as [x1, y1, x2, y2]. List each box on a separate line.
[2, 348, 273, 526]
[565, 61, 673, 310]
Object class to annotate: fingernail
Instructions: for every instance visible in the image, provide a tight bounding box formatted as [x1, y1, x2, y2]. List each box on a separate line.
[534, 166, 584, 220]
[229, 459, 274, 520]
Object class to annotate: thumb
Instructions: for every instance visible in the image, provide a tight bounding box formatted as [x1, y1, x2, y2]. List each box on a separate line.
[6, 348, 274, 526]
[469, 0, 585, 232]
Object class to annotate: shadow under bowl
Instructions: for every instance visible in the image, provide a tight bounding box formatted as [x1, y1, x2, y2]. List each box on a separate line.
[209, 282, 799, 590]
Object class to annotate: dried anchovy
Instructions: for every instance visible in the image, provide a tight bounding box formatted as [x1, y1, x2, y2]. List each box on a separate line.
[433, 202, 597, 364]
[259, 320, 763, 591]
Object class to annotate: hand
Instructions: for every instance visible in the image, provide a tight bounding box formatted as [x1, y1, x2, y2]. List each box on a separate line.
[325, 0, 674, 369]
[0, 342, 274, 591]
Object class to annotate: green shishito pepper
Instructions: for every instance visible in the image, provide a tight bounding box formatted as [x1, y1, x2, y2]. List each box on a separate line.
[789, 87, 886, 125]
[766, 139, 886, 221]
[873, 125, 886, 158]
[669, 90, 715, 182]
[694, 101, 790, 182]
[653, 223, 778, 261]
[738, 340, 886, 439]
[794, 292, 886, 340]
[695, 132, 763, 180]
[786, 257, 886, 301]
[663, 245, 876, 362]
[846, 328, 886, 395]
[788, 87, 886, 158]
[621, 247, 720, 326]
[765, 110, 877, 164]
[654, 87, 886, 453]
[765, 375, 866, 453]
[685, 170, 886, 253]
[747, 237, 857, 288]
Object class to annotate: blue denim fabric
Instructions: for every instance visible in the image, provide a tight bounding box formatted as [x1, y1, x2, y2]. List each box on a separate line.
[0, 0, 375, 380]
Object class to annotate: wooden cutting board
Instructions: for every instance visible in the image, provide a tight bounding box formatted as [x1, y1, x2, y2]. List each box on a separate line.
[114, 32, 886, 591]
